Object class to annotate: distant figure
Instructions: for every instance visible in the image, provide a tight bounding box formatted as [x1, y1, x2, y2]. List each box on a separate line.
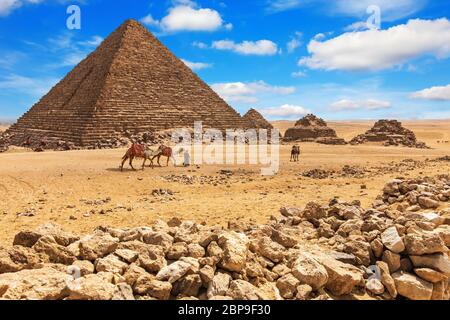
[183, 149, 191, 167]
[290, 145, 300, 162]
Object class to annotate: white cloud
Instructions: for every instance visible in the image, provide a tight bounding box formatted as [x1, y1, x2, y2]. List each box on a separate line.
[47, 32, 102, 68]
[141, 3, 231, 33]
[291, 71, 306, 78]
[0, 74, 58, 96]
[300, 18, 450, 71]
[344, 21, 369, 32]
[140, 14, 160, 27]
[330, 99, 392, 111]
[181, 59, 212, 71]
[331, 0, 427, 22]
[212, 40, 278, 56]
[266, 0, 426, 21]
[266, 0, 304, 13]
[0, 51, 24, 69]
[287, 31, 302, 53]
[411, 85, 450, 101]
[259, 104, 310, 119]
[0, 0, 44, 16]
[161, 6, 224, 32]
[192, 41, 208, 49]
[78, 35, 104, 47]
[211, 81, 295, 103]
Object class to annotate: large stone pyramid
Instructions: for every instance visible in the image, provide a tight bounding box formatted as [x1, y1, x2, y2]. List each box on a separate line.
[7, 19, 248, 147]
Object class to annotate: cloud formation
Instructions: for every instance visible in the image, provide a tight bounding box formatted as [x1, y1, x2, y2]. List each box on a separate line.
[212, 40, 278, 56]
[211, 81, 295, 103]
[330, 99, 392, 111]
[411, 84, 450, 101]
[266, 0, 427, 21]
[299, 18, 450, 71]
[140, 2, 231, 32]
[260, 104, 310, 118]
[181, 59, 212, 71]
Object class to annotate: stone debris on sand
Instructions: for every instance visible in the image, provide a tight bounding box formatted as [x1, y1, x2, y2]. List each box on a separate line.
[0, 174, 449, 300]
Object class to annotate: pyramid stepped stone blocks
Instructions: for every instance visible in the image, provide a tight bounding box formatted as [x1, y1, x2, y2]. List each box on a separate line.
[7, 20, 249, 149]
[283, 114, 346, 145]
[350, 120, 429, 149]
[242, 109, 274, 130]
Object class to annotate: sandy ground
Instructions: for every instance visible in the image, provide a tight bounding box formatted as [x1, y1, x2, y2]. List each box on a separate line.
[0, 120, 449, 246]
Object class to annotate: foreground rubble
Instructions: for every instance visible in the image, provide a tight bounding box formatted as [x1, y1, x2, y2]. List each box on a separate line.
[0, 175, 449, 300]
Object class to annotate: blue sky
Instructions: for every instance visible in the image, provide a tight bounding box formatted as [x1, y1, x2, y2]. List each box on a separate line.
[0, 0, 449, 121]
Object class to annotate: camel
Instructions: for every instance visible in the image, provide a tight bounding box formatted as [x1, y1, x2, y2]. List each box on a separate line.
[120, 143, 159, 171]
[152, 145, 175, 167]
[290, 145, 300, 162]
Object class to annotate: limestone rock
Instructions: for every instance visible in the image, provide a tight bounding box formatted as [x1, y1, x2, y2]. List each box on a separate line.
[95, 254, 129, 275]
[414, 268, 448, 283]
[392, 271, 433, 300]
[377, 261, 397, 298]
[227, 280, 262, 300]
[290, 252, 328, 290]
[66, 273, 123, 300]
[404, 233, 448, 256]
[410, 254, 450, 276]
[381, 227, 405, 253]
[32, 235, 76, 265]
[218, 232, 249, 273]
[207, 272, 232, 298]
[276, 273, 300, 299]
[0, 267, 72, 300]
[78, 232, 119, 261]
[366, 278, 385, 295]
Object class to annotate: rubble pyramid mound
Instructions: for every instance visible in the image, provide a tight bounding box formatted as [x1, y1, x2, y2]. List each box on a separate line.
[284, 114, 346, 145]
[6, 19, 248, 148]
[242, 108, 273, 130]
[350, 120, 429, 148]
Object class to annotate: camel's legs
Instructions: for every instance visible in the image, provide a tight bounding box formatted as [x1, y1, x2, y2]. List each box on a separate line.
[142, 157, 146, 170]
[120, 156, 128, 171]
[167, 156, 170, 167]
[129, 155, 136, 171]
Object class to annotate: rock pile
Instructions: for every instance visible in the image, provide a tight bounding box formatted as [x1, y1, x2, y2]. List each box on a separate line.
[1, 175, 449, 300]
[350, 120, 428, 148]
[375, 175, 450, 210]
[284, 115, 346, 145]
[0, 131, 10, 153]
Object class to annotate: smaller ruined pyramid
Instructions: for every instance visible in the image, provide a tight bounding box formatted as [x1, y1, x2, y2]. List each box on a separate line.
[284, 114, 346, 145]
[7, 19, 249, 147]
[350, 120, 428, 148]
[242, 109, 273, 130]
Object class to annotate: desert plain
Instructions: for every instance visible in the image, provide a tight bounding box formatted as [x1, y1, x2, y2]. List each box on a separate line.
[0, 119, 449, 247]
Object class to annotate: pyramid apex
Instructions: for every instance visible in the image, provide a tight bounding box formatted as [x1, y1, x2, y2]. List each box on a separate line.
[118, 19, 148, 31]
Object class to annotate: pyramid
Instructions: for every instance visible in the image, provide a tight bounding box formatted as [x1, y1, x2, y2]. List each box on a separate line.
[242, 108, 273, 130]
[284, 114, 346, 145]
[350, 120, 428, 148]
[7, 19, 248, 147]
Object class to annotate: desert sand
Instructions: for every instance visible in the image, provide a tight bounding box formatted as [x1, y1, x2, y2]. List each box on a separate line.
[0, 120, 449, 246]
